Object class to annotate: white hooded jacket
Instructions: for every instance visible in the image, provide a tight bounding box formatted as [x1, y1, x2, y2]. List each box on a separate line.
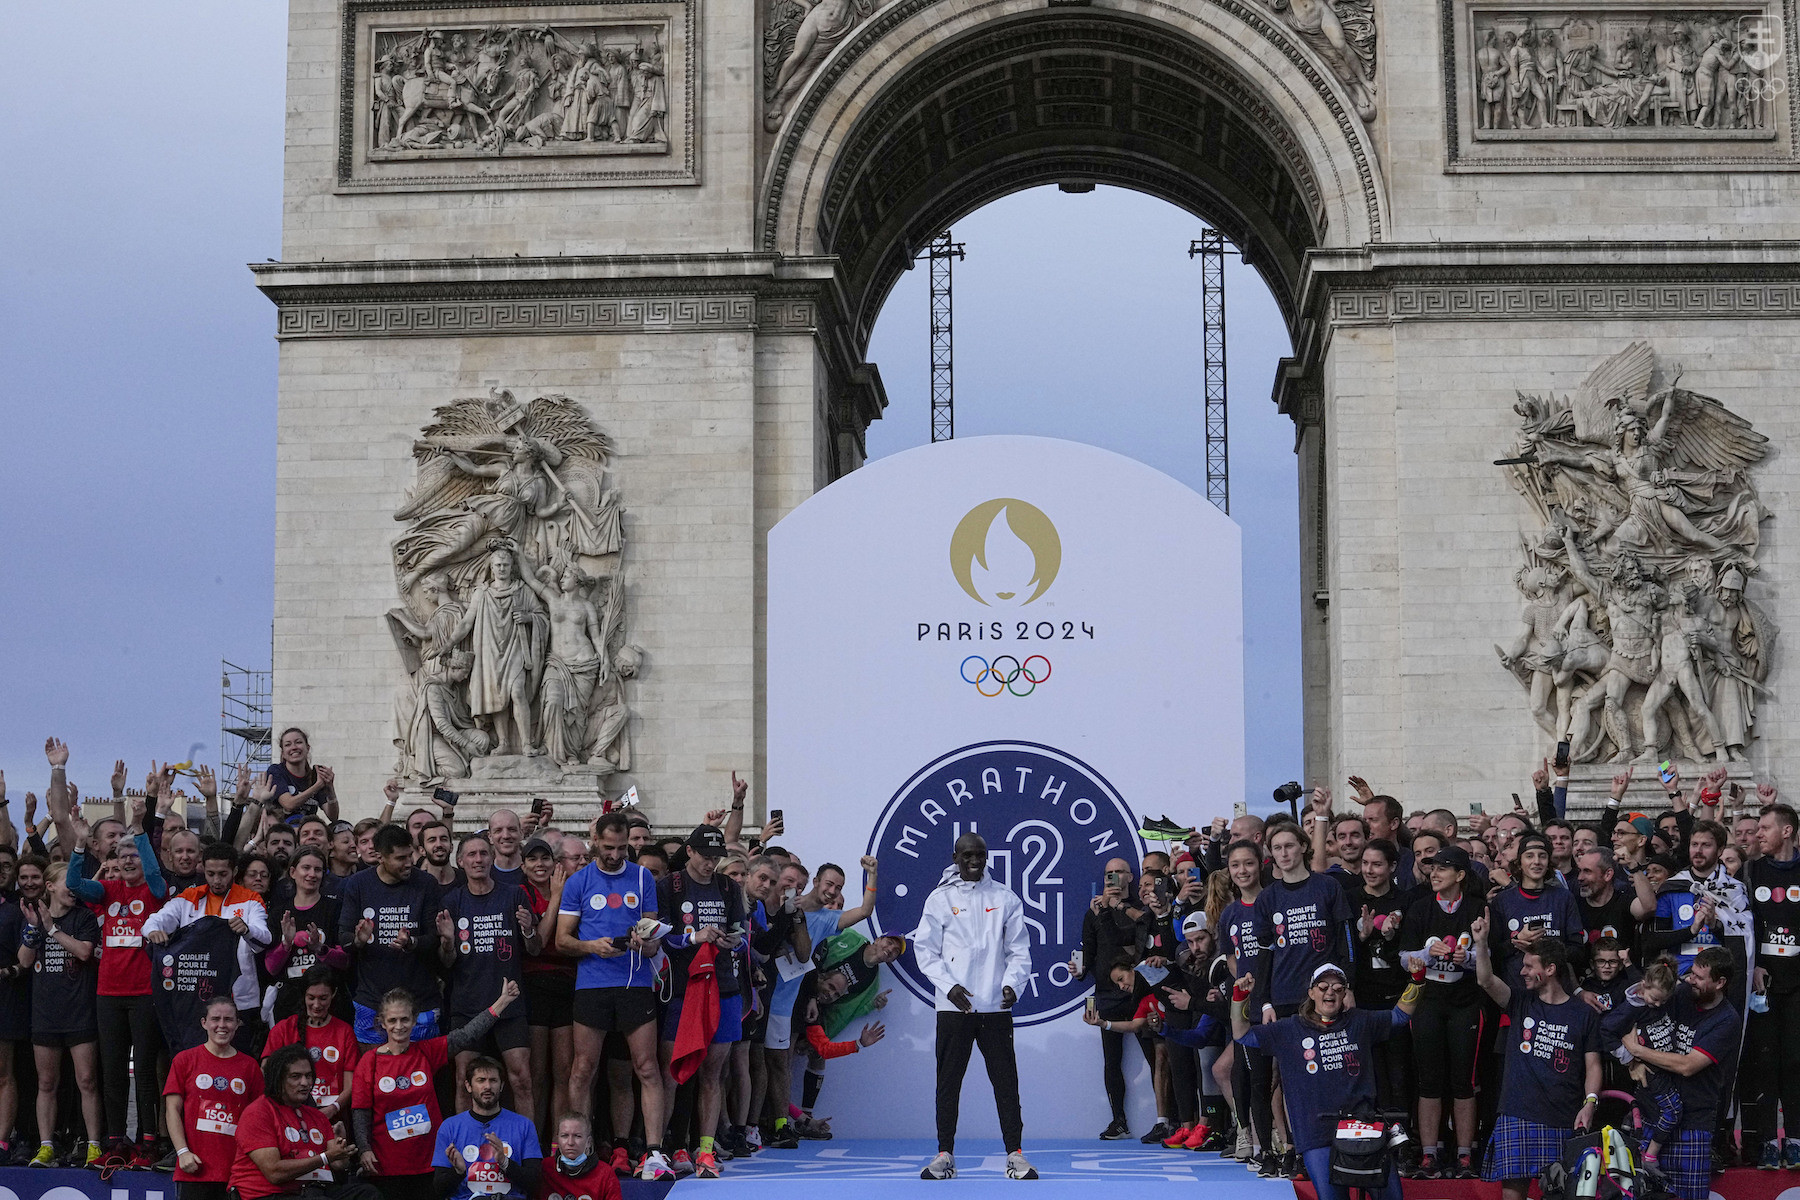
[911, 872, 1032, 1013]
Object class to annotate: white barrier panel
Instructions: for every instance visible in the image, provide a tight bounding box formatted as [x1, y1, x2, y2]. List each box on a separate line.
[769, 435, 1244, 1140]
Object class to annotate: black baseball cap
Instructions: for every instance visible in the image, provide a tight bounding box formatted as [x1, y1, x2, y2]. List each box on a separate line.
[687, 825, 728, 859]
[523, 836, 555, 859]
[1422, 845, 1473, 873]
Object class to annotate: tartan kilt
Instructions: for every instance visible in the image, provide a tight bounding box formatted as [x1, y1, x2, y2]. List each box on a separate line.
[1484, 1115, 1569, 1181]
[1653, 1127, 1714, 1200]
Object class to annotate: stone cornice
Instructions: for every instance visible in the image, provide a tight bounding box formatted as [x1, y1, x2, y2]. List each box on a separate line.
[251, 254, 844, 339]
[1300, 241, 1800, 326]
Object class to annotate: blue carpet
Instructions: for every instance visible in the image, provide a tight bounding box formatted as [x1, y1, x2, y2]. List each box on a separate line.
[662, 1139, 1298, 1196]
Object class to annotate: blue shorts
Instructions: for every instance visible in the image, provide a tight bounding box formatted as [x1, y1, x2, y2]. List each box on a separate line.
[660, 992, 743, 1044]
[354, 1002, 441, 1046]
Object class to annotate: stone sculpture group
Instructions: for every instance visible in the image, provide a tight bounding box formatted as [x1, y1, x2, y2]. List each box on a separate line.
[372, 24, 670, 154]
[387, 391, 641, 786]
[1472, 11, 1775, 132]
[1497, 343, 1777, 766]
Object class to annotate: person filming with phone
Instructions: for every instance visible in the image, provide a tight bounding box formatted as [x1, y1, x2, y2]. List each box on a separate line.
[1074, 857, 1147, 1140]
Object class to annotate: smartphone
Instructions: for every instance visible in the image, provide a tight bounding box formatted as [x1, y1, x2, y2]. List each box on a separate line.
[1553, 740, 1571, 771]
[770, 808, 783, 825]
[1153, 877, 1171, 904]
[432, 786, 460, 808]
[1086, 997, 1098, 1019]
[1658, 760, 1677, 788]
[1187, 866, 1201, 883]
[1524, 916, 1548, 933]
[530, 796, 546, 816]
[1233, 800, 1248, 819]
[1106, 870, 1127, 889]
[1471, 801, 1484, 815]
[1511, 793, 1522, 808]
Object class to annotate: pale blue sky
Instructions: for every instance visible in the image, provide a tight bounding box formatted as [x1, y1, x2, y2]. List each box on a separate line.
[0, 6, 1300, 811]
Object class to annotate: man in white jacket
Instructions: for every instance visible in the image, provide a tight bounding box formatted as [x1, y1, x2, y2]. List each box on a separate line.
[911, 832, 1037, 1181]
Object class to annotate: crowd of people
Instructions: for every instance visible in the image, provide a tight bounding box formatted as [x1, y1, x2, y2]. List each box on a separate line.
[0, 737, 895, 1199]
[1074, 761, 1794, 1200]
[10, 725, 1798, 1200]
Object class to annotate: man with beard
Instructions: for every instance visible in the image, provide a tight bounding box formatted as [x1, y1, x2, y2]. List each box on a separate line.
[418, 821, 458, 888]
[1616, 947, 1741, 1197]
[432, 1057, 541, 1200]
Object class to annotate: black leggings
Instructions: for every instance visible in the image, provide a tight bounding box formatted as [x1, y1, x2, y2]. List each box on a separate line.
[96, 993, 163, 1141]
[1411, 994, 1481, 1101]
[1232, 1040, 1274, 1150]
[1748, 988, 1800, 1146]
[1100, 1026, 1154, 1124]
[1374, 1024, 1415, 1114]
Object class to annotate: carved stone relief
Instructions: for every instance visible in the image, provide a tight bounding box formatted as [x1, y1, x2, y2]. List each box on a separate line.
[371, 24, 671, 156]
[1471, 9, 1780, 137]
[1272, 0, 1379, 121]
[1496, 343, 1777, 766]
[387, 390, 643, 787]
[338, 1, 697, 191]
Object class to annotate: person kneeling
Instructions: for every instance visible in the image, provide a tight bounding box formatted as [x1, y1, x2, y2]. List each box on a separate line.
[229, 1044, 367, 1200]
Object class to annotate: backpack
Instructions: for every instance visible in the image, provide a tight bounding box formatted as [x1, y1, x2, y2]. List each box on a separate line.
[1328, 1103, 1393, 1189]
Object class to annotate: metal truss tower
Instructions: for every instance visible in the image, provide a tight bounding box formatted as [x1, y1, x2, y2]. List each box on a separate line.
[924, 230, 966, 442]
[221, 658, 273, 783]
[1188, 229, 1232, 514]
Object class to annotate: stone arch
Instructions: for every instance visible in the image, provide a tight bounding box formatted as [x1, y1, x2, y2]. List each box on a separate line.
[760, 0, 1388, 348]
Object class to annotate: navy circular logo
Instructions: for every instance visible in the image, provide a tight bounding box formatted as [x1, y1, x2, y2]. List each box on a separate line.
[867, 740, 1142, 1026]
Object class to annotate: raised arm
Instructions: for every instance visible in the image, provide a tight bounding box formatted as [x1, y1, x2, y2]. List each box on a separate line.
[1471, 913, 1512, 1007]
[836, 856, 880, 930]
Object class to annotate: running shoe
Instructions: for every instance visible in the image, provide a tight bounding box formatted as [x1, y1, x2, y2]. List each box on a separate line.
[84, 1143, 104, 1169]
[765, 1125, 800, 1150]
[921, 1151, 956, 1180]
[1006, 1151, 1039, 1180]
[1785, 1141, 1800, 1170]
[713, 1140, 735, 1163]
[742, 1126, 763, 1153]
[610, 1146, 631, 1176]
[671, 1148, 695, 1177]
[1141, 1120, 1176, 1145]
[130, 1135, 161, 1171]
[1455, 1151, 1478, 1179]
[694, 1151, 721, 1179]
[638, 1150, 675, 1182]
[796, 1115, 834, 1140]
[1414, 1151, 1443, 1180]
[1099, 1119, 1131, 1141]
[27, 1145, 54, 1168]
[1232, 1128, 1253, 1161]
[1257, 1151, 1282, 1178]
[1281, 1148, 1301, 1179]
[1181, 1125, 1211, 1151]
[1161, 1125, 1192, 1149]
[1762, 1142, 1783, 1170]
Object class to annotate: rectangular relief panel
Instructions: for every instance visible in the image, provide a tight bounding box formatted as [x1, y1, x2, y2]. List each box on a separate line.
[1442, 0, 1799, 169]
[339, 0, 698, 191]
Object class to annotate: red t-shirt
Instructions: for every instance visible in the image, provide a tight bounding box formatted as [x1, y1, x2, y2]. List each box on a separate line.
[98, 881, 162, 995]
[164, 1044, 264, 1182]
[523, 883, 575, 979]
[263, 1014, 360, 1108]
[539, 1155, 623, 1200]
[229, 1096, 336, 1200]
[351, 1037, 450, 1176]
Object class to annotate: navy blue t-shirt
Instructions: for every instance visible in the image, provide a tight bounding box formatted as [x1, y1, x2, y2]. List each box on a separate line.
[1487, 884, 1585, 990]
[1497, 988, 1601, 1127]
[1252, 873, 1353, 1007]
[337, 867, 444, 1009]
[1664, 984, 1741, 1123]
[1239, 1007, 1404, 1153]
[1218, 899, 1263, 968]
[440, 882, 528, 1019]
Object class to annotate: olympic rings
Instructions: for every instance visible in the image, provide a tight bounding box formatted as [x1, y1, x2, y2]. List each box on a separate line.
[960, 654, 1052, 697]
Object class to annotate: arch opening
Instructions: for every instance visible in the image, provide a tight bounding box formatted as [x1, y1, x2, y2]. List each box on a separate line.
[766, 5, 1384, 352]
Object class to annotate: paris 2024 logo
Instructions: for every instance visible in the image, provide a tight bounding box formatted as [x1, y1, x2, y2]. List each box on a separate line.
[866, 741, 1142, 1026]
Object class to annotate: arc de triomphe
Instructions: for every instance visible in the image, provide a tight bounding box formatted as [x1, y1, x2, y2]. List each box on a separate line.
[256, 0, 1797, 824]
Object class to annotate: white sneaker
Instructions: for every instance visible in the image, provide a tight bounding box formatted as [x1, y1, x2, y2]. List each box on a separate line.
[1006, 1151, 1038, 1180]
[640, 1150, 674, 1181]
[1234, 1128, 1252, 1162]
[921, 1151, 956, 1180]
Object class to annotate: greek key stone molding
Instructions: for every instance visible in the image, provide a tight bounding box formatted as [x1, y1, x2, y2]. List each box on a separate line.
[275, 295, 770, 339]
[1328, 281, 1800, 322]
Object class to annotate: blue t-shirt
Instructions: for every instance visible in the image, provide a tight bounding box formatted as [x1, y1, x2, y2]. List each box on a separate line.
[770, 909, 842, 1020]
[1487, 884, 1585, 990]
[1252, 873, 1354, 1007]
[558, 861, 658, 989]
[433, 1107, 541, 1200]
[1664, 985, 1740, 1123]
[1496, 989, 1601, 1127]
[440, 882, 528, 1019]
[1239, 1008, 1404, 1153]
[1218, 898, 1263, 967]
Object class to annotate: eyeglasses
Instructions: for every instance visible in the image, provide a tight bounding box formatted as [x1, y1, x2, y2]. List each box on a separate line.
[1312, 981, 1347, 994]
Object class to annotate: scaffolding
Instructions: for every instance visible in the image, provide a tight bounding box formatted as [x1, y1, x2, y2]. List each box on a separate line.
[924, 230, 966, 442]
[1188, 229, 1233, 514]
[220, 659, 273, 784]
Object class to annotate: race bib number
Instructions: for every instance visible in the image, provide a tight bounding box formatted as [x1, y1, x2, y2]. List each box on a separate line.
[466, 1160, 510, 1194]
[385, 1104, 433, 1140]
[311, 1081, 337, 1106]
[1336, 1119, 1384, 1141]
[195, 1110, 238, 1136]
[297, 1166, 333, 1182]
[105, 933, 143, 948]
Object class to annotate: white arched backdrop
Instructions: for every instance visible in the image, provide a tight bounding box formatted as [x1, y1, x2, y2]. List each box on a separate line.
[768, 436, 1244, 1139]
